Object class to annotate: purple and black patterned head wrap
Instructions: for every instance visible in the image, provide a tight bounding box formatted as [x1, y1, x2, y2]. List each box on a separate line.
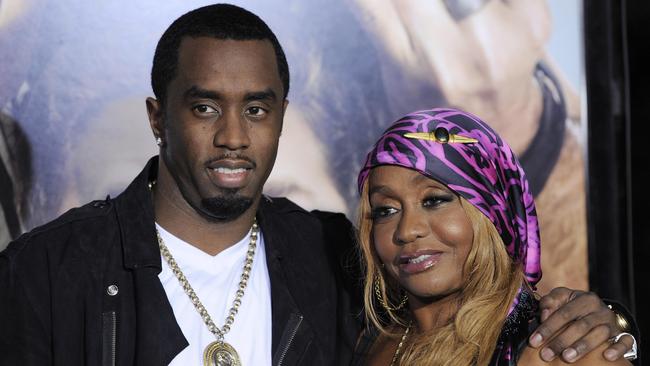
[358, 108, 541, 286]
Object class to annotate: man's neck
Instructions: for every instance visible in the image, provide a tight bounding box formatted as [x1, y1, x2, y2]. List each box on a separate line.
[152, 164, 259, 256]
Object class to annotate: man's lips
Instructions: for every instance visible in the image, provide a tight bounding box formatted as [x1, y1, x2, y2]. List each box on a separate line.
[398, 250, 442, 274]
[205, 158, 255, 189]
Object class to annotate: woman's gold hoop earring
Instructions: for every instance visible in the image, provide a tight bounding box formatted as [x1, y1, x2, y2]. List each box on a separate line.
[374, 273, 408, 311]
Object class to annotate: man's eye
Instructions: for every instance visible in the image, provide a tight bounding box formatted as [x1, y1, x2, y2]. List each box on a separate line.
[370, 206, 398, 220]
[193, 105, 218, 114]
[245, 106, 268, 117]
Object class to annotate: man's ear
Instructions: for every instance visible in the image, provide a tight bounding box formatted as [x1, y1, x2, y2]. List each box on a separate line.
[280, 99, 289, 134]
[146, 97, 164, 142]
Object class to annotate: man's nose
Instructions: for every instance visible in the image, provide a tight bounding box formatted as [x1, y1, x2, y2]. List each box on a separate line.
[213, 111, 251, 150]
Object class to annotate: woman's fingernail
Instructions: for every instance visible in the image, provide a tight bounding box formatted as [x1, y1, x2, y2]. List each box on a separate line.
[563, 348, 577, 361]
[530, 333, 543, 347]
[541, 347, 555, 361]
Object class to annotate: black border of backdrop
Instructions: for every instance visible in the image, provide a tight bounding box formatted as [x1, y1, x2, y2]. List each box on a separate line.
[585, 0, 633, 308]
[586, 0, 648, 359]
[627, 0, 649, 358]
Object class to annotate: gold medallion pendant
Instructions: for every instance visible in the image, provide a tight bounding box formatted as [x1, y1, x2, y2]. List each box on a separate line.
[203, 340, 242, 366]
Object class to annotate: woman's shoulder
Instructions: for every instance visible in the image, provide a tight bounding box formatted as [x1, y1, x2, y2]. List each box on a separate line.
[351, 327, 378, 366]
[517, 343, 632, 366]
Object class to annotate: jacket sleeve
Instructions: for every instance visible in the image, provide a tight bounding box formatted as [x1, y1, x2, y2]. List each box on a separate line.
[0, 241, 52, 365]
[311, 210, 364, 364]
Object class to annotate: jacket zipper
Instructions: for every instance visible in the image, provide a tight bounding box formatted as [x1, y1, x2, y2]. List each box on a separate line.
[102, 311, 117, 366]
[276, 314, 303, 366]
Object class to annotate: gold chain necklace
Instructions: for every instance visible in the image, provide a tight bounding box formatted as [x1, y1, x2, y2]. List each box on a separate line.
[390, 321, 412, 366]
[156, 218, 258, 366]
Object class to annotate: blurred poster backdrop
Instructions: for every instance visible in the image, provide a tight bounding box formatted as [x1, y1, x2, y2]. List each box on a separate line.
[0, 0, 585, 293]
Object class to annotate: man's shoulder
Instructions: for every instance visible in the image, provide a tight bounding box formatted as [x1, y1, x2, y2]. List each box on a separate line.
[1, 198, 117, 261]
[260, 195, 357, 260]
[260, 195, 351, 227]
[20, 197, 115, 240]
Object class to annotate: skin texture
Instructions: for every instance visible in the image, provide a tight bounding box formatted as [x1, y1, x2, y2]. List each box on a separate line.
[146, 37, 287, 255]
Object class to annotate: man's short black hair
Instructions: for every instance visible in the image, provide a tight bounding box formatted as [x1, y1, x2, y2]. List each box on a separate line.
[151, 3, 289, 104]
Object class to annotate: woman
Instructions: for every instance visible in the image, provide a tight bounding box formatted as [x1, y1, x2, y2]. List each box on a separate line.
[352, 108, 629, 365]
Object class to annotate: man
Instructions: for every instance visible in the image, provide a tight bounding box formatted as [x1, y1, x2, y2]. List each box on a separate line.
[0, 4, 637, 365]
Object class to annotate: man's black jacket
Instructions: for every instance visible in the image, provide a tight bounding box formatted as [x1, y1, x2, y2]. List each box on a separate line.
[0, 158, 363, 365]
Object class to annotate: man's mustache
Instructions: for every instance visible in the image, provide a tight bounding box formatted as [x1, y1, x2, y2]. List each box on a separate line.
[205, 154, 257, 168]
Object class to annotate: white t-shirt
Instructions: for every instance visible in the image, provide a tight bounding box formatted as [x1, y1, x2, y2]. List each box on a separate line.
[157, 224, 273, 366]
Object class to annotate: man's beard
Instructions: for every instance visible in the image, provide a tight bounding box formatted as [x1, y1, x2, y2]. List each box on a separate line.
[200, 188, 253, 222]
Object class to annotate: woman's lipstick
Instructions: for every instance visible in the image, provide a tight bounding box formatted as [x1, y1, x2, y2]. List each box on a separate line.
[398, 250, 442, 274]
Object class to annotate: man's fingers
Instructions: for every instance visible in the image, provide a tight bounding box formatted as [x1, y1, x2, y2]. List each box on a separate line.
[538, 287, 575, 321]
[532, 290, 608, 348]
[530, 297, 583, 348]
[535, 318, 604, 362]
[534, 289, 635, 361]
[556, 325, 610, 362]
[603, 334, 634, 361]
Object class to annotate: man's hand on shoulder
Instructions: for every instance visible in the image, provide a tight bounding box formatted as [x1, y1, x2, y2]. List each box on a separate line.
[528, 287, 636, 363]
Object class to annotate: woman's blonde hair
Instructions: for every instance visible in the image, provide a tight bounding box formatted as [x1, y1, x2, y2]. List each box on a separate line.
[357, 181, 524, 366]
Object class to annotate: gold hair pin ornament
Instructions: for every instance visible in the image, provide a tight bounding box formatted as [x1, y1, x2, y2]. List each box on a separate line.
[404, 127, 478, 144]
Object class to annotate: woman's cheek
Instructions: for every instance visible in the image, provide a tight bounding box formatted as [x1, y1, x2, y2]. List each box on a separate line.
[372, 226, 396, 265]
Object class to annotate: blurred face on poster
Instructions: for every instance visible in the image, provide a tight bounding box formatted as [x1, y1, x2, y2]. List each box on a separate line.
[265, 106, 348, 214]
[352, 0, 554, 152]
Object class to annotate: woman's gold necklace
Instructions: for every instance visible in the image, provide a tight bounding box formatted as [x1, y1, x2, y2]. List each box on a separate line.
[390, 321, 412, 366]
[156, 219, 258, 366]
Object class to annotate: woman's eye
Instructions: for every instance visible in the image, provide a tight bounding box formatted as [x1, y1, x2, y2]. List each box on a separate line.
[370, 206, 398, 220]
[422, 195, 452, 208]
[245, 106, 268, 117]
